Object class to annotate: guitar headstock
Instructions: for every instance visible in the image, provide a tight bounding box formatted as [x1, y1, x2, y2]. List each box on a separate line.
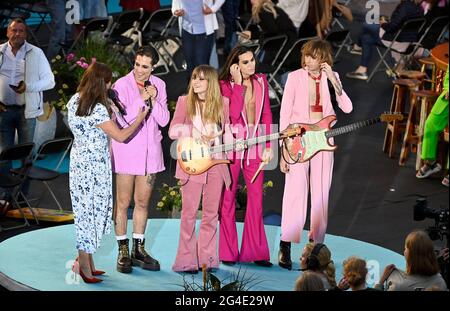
[380, 112, 404, 122]
[280, 125, 306, 138]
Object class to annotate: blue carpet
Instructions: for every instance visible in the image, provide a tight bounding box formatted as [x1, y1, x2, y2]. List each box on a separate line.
[0, 219, 404, 291]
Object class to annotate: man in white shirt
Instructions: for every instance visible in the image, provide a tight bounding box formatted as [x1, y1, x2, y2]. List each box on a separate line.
[0, 18, 55, 155]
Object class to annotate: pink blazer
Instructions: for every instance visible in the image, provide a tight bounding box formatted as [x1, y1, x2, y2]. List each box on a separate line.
[279, 68, 353, 133]
[110, 71, 170, 175]
[168, 95, 232, 189]
[220, 73, 273, 150]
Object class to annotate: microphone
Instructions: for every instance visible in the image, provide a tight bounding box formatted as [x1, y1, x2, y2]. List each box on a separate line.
[107, 89, 127, 116]
[144, 80, 154, 111]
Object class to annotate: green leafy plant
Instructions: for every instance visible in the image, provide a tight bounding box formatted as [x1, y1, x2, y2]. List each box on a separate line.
[236, 180, 273, 210]
[179, 264, 263, 291]
[156, 182, 182, 212]
[49, 33, 130, 111]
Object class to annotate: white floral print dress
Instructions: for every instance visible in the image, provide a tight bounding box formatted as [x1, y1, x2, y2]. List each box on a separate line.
[68, 93, 112, 254]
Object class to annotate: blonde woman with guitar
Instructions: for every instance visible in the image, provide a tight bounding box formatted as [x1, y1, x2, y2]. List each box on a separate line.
[278, 39, 353, 270]
[169, 65, 232, 273]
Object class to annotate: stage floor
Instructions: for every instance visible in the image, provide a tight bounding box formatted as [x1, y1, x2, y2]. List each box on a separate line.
[0, 219, 404, 291]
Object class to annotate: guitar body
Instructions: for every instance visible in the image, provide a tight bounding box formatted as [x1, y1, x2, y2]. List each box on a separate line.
[177, 137, 230, 175]
[285, 115, 337, 163]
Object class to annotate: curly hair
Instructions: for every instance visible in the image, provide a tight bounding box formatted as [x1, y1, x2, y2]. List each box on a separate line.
[343, 256, 368, 288]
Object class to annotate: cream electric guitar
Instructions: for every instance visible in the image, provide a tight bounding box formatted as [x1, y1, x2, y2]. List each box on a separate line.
[177, 127, 304, 175]
[283, 113, 404, 163]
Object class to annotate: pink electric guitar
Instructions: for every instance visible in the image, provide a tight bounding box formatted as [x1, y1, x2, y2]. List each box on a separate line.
[283, 113, 404, 163]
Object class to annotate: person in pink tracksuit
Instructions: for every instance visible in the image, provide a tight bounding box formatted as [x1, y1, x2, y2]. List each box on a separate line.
[169, 65, 232, 273]
[278, 39, 353, 270]
[218, 45, 274, 267]
[111, 46, 170, 274]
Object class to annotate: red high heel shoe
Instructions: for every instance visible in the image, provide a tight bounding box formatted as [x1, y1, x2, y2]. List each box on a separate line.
[74, 257, 106, 276]
[72, 258, 103, 283]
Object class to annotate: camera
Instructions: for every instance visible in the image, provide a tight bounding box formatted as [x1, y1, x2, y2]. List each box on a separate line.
[414, 197, 449, 241]
[413, 197, 449, 286]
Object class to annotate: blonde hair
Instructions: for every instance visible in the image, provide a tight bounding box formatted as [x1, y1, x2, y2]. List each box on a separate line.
[186, 65, 223, 125]
[343, 256, 368, 288]
[405, 230, 440, 276]
[295, 271, 325, 291]
[252, 0, 277, 24]
[301, 39, 334, 68]
[303, 242, 337, 288]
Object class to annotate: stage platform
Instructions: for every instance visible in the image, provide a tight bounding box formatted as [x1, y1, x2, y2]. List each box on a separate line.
[0, 219, 404, 291]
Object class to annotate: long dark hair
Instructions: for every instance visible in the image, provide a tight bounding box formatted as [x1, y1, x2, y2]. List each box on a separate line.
[76, 62, 112, 117]
[218, 45, 256, 81]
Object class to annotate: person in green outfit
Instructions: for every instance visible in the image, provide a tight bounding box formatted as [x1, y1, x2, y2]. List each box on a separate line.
[416, 66, 449, 187]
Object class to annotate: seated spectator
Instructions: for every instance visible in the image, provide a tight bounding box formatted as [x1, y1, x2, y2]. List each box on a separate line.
[275, 0, 309, 34]
[239, 0, 298, 68]
[300, 242, 337, 290]
[346, 0, 423, 81]
[337, 256, 380, 291]
[295, 271, 326, 291]
[375, 230, 448, 291]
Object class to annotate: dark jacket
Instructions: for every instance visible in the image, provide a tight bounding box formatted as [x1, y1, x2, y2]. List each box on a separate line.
[381, 0, 423, 42]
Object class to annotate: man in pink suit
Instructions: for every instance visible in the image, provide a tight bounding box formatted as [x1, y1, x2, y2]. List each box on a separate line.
[278, 39, 353, 270]
[218, 46, 273, 267]
[111, 46, 170, 273]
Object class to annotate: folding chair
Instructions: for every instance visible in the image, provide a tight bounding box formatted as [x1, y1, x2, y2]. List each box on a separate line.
[325, 29, 351, 60]
[331, 0, 352, 29]
[367, 17, 427, 82]
[140, 8, 183, 74]
[269, 36, 319, 102]
[63, 16, 112, 55]
[400, 16, 449, 69]
[0, 142, 36, 231]
[106, 8, 144, 65]
[254, 34, 289, 108]
[22, 137, 73, 212]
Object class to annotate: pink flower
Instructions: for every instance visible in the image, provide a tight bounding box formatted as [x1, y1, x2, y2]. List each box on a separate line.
[79, 57, 86, 62]
[76, 60, 89, 69]
[91, 57, 97, 64]
[66, 53, 75, 62]
[81, 63, 89, 69]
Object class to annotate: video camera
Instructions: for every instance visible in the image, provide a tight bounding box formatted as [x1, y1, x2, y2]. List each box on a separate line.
[414, 197, 449, 242]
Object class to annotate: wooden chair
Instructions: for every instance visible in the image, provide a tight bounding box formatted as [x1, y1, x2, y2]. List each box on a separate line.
[383, 79, 421, 158]
[399, 89, 438, 168]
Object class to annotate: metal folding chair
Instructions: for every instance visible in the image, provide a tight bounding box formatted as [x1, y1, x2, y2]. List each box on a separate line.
[0, 143, 36, 231]
[140, 8, 183, 74]
[106, 8, 144, 65]
[325, 29, 351, 59]
[23, 137, 73, 212]
[367, 17, 427, 82]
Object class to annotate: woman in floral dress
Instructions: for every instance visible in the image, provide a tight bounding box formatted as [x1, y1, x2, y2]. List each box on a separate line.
[68, 62, 149, 283]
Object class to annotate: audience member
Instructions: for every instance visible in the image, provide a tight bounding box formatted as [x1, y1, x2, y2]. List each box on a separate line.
[337, 256, 380, 291]
[346, 0, 423, 81]
[295, 271, 326, 291]
[375, 230, 448, 291]
[299, 242, 337, 290]
[46, 0, 73, 60]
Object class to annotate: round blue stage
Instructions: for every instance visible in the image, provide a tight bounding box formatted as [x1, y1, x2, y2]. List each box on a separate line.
[0, 219, 404, 291]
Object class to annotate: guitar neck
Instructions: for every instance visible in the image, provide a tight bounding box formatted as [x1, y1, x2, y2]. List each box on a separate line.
[325, 117, 381, 138]
[209, 132, 281, 154]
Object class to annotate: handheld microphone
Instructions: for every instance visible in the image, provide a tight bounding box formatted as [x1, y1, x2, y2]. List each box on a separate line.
[107, 89, 127, 116]
[143, 80, 154, 111]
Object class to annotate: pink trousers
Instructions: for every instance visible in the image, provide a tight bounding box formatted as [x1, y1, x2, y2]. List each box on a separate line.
[219, 153, 270, 262]
[172, 166, 224, 272]
[281, 151, 334, 244]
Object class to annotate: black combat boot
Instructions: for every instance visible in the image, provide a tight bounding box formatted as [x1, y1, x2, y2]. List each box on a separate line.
[117, 239, 133, 273]
[278, 240, 292, 270]
[131, 238, 160, 271]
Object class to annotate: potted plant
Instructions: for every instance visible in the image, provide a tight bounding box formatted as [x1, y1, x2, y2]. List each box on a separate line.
[156, 182, 182, 218]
